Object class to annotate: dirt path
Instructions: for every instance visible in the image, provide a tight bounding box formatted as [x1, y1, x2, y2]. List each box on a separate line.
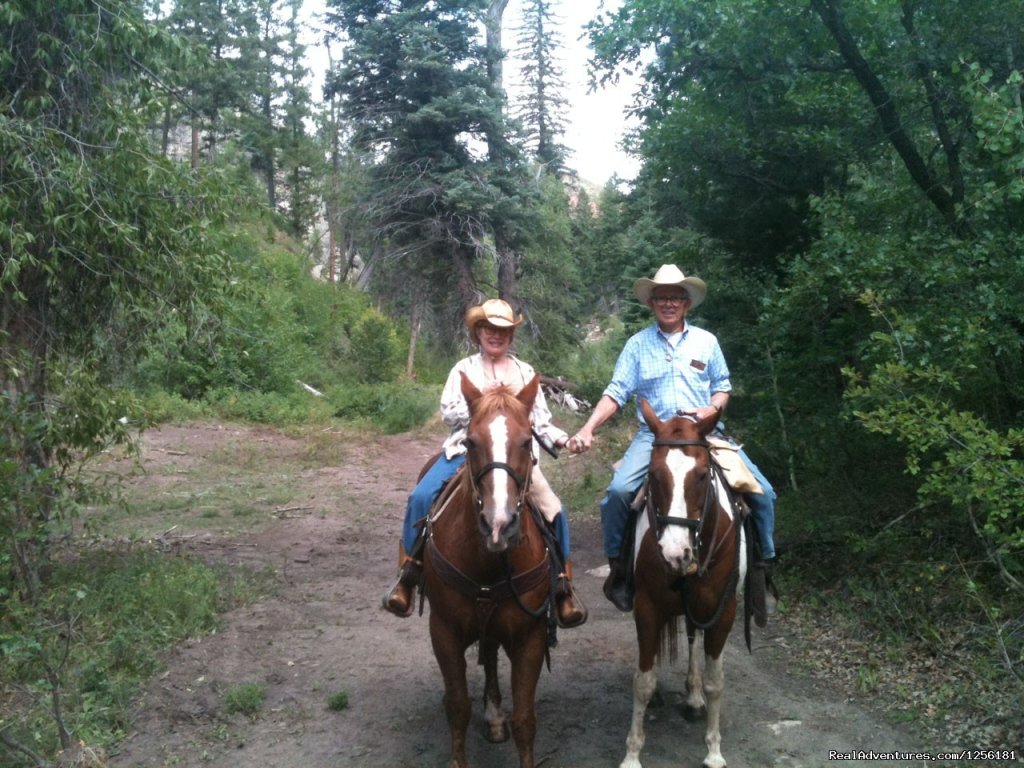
[107, 424, 941, 768]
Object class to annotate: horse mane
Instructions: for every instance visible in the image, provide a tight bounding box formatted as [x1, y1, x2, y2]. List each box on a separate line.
[471, 385, 528, 423]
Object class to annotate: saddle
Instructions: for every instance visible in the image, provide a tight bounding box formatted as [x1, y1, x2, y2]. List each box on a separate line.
[707, 436, 764, 495]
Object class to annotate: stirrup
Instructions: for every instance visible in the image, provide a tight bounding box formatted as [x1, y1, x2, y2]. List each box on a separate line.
[382, 579, 414, 618]
[556, 576, 588, 629]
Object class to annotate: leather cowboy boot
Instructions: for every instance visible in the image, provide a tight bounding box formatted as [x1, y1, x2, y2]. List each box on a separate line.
[603, 557, 633, 612]
[382, 543, 422, 618]
[555, 560, 588, 628]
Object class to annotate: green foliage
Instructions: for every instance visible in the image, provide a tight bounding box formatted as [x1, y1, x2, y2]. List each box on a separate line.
[349, 307, 403, 384]
[223, 682, 266, 717]
[0, 551, 224, 760]
[327, 690, 349, 712]
[327, 382, 438, 435]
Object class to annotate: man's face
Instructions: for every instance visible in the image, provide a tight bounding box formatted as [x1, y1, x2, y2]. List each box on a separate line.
[649, 287, 690, 331]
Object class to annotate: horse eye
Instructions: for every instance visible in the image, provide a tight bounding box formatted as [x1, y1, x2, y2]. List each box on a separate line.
[463, 437, 476, 451]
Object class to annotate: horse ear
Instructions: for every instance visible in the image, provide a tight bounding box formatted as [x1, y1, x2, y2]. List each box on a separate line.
[697, 409, 719, 436]
[517, 374, 540, 410]
[460, 370, 482, 406]
[640, 399, 662, 431]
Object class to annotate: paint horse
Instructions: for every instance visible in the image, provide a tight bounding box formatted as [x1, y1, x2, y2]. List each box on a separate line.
[422, 372, 555, 768]
[619, 400, 747, 768]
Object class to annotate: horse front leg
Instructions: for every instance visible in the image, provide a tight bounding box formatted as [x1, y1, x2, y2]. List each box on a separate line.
[683, 628, 707, 721]
[506, 627, 547, 768]
[701, 652, 726, 768]
[480, 636, 510, 743]
[619, 598, 661, 768]
[700, 602, 735, 768]
[430, 617, 472, 768]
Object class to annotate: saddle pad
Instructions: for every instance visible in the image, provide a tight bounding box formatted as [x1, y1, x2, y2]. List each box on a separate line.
[707, 436, 764, 495]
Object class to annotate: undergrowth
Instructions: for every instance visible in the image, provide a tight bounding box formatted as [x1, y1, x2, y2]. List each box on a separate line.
[0, 548, 274, 767]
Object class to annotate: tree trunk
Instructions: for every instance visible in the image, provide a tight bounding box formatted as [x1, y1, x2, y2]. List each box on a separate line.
[810, 0, 967, 236]
[407, 300, 423, 379]
[485, 0, 520, 305]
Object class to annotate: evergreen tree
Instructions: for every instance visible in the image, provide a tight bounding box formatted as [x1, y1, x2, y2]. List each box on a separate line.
[324, 0, 519, 332]
[513, 0, 571, 175]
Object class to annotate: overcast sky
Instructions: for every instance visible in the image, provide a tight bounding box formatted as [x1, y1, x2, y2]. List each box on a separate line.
[302, 0, 640, 186]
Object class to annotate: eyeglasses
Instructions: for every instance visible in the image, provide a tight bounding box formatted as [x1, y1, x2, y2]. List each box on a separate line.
[651, 295, 688, 306]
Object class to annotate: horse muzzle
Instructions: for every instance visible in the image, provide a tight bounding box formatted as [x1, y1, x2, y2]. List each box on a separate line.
[479, 509, 521, 552]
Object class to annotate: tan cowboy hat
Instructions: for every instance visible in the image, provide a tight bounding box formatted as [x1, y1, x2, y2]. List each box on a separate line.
[633, 264, 707, 309]
[464, 298, 524, 331]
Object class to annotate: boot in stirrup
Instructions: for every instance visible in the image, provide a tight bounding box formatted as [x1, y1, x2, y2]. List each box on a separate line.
[603, 557, 633, 612]
[555, 560, 588, 628]
[383, 544, 422, 618]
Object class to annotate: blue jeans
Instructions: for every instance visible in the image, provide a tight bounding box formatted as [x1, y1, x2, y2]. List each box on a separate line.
[600, 429, 776, 560]
[402, 453, 572, 561]
[402, 453, 465, 553]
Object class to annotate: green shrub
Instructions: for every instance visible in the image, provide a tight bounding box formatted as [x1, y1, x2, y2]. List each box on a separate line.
[327, 382, 438, 434]
[327, 690, 349, 711]
[0, 550, 227, 762]
[223, 682, 266, 716]
[349, 307, 403, 383]
[140, 389, 210, 423]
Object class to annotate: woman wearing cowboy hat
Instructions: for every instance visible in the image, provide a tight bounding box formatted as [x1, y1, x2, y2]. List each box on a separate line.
[383, 298, 588, 628]
[570, 264, 777, 625]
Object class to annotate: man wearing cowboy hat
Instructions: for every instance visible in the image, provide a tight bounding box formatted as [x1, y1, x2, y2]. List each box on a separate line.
[570, 264, 777, 623]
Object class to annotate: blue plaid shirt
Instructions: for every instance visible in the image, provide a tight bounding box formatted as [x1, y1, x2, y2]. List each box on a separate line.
[604, 322, 732, 431]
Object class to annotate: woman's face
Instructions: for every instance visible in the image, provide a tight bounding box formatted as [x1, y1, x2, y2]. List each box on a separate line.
[477, 323, 513, 358]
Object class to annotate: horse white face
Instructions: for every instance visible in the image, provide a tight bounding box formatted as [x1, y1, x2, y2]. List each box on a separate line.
[460, 372, 539, 553]
[657, 449, 700, 573]
[476, 414, 523, 552]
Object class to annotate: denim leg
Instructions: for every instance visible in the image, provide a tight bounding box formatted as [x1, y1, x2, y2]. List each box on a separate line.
[737, 447, 776, 560]
[600, 430, 654, 559]
[551, 510, 570, 561]
[402, 453, 465, 553]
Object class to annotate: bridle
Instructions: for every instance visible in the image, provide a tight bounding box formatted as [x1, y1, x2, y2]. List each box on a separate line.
[648, 436, 742, 630]
[647, 438, 718, 569]
[470, 460, 530, 514]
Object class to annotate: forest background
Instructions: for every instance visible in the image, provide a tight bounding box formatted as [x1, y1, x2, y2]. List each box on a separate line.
[2, 0, 1022, 765]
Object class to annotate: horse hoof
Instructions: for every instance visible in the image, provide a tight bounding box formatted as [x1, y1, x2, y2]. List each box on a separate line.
[682, 703, 706, 722]
[484, 721, 510, 743]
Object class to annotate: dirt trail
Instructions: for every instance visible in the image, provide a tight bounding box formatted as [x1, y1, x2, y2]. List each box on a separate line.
[107, 424, 943, 768]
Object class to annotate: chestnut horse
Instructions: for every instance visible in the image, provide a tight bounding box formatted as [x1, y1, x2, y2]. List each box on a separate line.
[618, 400, 747, 768]
[422, 372, 554, 768]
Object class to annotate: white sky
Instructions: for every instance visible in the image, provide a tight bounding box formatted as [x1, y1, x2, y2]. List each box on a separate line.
[300, 0, 640, 186]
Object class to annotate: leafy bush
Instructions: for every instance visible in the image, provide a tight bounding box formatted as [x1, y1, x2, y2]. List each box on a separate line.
[327, 382, 438, 434]
[349, 307, 404, 383]
[0, 551, 225, 762]
[223, 682, 266, 716]
[203, 387, 334, 425]
[327, 690, 349, 711]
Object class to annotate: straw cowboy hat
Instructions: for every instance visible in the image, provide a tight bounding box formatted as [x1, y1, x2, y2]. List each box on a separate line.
[464, 298, 524, 331]
[633, 264, 707, 309]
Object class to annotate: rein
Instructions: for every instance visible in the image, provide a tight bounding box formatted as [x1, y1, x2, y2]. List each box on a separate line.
[425, 525, 552, 634]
